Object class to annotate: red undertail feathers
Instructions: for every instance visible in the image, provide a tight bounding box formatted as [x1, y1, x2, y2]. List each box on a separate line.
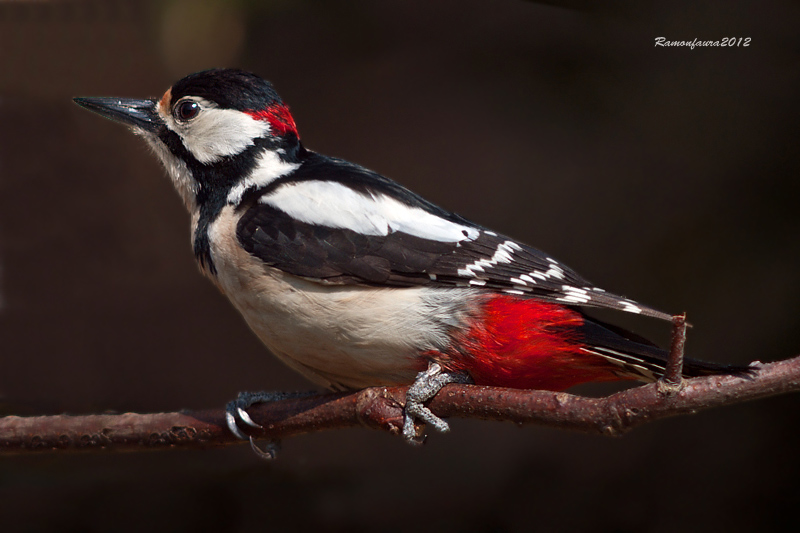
[437, 295, 745, 391]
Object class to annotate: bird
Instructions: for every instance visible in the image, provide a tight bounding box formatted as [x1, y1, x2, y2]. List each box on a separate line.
[74, 68, 745, 445]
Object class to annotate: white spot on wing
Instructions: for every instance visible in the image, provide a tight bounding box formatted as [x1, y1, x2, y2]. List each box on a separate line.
[525, 258, 569, 283]
[494, 250, 513, 263]
[565, 287, 588, 296]
[620, 301, 642, 314]
[546, 263, 565, 279]
[458, 240, 519, 278]
[559, 295, 589, 304]
[557, 285, 591, 304]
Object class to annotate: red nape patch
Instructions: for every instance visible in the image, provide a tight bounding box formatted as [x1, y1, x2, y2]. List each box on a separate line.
[247, 104, 299, 138]
[441, 296, 624, 391]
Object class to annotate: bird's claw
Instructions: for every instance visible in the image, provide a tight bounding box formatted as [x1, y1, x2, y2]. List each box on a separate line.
[249, 436, 280, 460]
[402, 362, 470, 445]
[225, 390, 313, 459]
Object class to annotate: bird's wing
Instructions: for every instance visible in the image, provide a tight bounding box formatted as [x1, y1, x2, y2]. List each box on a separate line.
[236, 176, 671, 321]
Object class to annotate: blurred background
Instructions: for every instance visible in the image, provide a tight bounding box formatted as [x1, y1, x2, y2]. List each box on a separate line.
[1, 0, 798, 530]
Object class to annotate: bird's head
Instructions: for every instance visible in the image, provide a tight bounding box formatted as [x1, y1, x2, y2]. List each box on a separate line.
[75, 69, 302, 212]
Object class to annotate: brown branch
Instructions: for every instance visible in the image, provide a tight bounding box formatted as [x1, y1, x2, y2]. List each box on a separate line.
[0, 355, 796, 454]
[662, 313, 687, 387]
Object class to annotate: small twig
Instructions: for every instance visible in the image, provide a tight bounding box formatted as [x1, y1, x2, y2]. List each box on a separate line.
[661, 313, 688, 389]
[0, 354, 795, 455]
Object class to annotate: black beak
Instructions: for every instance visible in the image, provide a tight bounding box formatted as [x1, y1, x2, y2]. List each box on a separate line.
[73, 97, 163, 133]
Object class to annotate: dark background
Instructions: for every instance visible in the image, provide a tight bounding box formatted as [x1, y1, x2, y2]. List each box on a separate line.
[1, 0, 798, 531]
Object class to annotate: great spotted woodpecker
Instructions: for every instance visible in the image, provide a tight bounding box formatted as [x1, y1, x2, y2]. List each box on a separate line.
[75, 68, 741, 444]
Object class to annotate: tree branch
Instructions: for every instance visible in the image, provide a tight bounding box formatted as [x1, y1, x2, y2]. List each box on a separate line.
[0, 355, 796, 454]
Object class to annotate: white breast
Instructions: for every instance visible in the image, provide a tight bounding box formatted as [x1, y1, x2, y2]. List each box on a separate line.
[205, 206, 478, 390]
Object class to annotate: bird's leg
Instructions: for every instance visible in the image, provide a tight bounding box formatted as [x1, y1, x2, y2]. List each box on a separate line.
[403, 362, 471, 445]
[225, 390, 315, 459]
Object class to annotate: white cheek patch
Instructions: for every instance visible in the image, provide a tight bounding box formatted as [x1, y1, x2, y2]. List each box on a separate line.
[161, 99, 271, 164]
[260, 181, 479, 243]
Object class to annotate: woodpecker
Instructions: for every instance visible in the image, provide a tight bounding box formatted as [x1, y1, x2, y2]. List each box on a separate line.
[75, 69, 742, 444]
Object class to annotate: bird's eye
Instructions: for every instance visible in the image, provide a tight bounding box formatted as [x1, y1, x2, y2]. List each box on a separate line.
[175, 100, 200, 121]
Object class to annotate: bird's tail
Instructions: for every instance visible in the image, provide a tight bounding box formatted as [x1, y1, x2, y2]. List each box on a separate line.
[578, 316, 753, 383]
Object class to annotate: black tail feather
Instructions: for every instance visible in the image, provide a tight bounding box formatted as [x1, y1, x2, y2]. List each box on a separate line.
[578, 315, 752, 383]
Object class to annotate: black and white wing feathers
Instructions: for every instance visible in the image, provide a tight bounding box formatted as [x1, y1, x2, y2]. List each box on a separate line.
[235, 154, 672, 321]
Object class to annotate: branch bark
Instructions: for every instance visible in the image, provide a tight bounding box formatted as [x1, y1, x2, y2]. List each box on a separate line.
[0, 356, 795, 454]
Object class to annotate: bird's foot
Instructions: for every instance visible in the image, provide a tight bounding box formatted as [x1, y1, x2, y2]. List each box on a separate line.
[403, 362, 471, 445]
[225, 390, 314, 459]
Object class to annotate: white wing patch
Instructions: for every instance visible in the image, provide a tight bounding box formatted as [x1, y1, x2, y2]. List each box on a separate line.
[260, 180, 480, 243]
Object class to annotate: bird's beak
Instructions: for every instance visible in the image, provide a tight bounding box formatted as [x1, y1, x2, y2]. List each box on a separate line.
[73, 97, 163, 133]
